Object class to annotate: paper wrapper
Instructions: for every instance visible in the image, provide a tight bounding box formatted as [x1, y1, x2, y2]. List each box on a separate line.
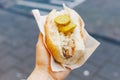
[32, 6, 100, 71]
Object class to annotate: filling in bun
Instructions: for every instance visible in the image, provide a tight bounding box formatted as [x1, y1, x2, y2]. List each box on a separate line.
[54, 14, 77, 59]
[60, 32, 75, 58]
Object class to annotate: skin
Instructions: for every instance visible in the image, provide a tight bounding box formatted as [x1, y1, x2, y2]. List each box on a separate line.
[27, 33, 71, 80]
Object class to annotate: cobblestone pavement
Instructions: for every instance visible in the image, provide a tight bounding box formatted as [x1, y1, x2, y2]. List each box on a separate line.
[0, 0, 120, 80]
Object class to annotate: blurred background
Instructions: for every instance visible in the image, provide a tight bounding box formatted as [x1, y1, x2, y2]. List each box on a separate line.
[0, 0, 120, 80]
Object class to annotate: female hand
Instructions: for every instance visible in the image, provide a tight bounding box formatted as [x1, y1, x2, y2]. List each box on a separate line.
[27, 33, 71, 80]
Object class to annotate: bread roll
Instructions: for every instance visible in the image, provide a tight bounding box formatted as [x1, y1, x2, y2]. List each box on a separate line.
[45, 6, 85, 65]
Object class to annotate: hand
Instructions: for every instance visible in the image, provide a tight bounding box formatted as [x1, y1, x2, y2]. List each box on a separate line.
[27, 33, 71, 80]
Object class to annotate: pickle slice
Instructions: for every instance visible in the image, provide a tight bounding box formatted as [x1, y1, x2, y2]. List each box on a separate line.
[58, 23, 76, 33]
[54, 15, 70, 25]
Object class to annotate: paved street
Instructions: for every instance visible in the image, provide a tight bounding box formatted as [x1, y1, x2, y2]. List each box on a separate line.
[0, 0, 120, 80]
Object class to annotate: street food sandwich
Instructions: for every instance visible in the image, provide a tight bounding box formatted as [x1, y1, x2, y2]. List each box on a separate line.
[45, 6, 85, 65]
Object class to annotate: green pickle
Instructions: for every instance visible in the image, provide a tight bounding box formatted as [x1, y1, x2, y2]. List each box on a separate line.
[54, 15, 70, 25]
[54, 14, 76, 33]
[58, 23, 76, 33]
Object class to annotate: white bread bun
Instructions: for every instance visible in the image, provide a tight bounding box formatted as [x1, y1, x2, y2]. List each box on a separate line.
[45, 6, 85, 65]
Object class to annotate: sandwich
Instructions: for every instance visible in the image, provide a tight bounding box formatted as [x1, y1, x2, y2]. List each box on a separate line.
[45, 6, 85, 65]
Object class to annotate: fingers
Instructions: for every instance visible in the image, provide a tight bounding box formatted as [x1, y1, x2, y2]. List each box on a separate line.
[36, 33, 50, 67]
